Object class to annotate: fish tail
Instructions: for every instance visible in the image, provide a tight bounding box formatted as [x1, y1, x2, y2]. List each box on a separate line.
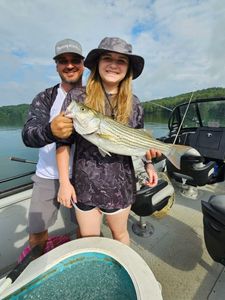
[166, 144, 198, 169]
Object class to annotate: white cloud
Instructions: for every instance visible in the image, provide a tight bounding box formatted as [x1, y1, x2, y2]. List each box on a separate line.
[0, 0, 224, 105]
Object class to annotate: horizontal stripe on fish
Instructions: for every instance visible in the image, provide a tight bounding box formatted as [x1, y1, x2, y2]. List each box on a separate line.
[101, 119, 172, 152]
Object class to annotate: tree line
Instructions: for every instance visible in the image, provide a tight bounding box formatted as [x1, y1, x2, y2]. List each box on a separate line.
[142, 87, 225, 117]
[0, 104, 29, 126]
[0, 87, 225, 125]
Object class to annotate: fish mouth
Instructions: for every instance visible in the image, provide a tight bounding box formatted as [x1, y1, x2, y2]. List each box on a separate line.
[65, 101, 77, 117]
[65, 111, 73, 118]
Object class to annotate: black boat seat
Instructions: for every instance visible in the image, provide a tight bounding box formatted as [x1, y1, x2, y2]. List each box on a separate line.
[209, 195, 225, 215]
[131, 179, 174, 217]
[131, 179, 174, 237]
[166, 126, 225, 186]
[201, 195, 225, 265]
[166, 154, 216, 186]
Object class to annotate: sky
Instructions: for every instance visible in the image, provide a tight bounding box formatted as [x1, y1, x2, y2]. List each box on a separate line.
[0, 0, 224, 106]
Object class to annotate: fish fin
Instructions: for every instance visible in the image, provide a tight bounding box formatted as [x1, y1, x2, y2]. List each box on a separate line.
[98, 147, 112, 157]
[143, 128, 153, 137]
[136, 128, 153, 138]
[167, 144, 201, 169]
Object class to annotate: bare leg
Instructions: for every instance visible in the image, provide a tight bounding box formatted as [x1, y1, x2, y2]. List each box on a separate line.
[75, 208, 102, 237]
[29, 230, 48, 253]
[106, 206, 131, 245]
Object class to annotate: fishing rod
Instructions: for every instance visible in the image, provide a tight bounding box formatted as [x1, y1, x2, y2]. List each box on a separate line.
[0, 157, 36, 185]
[173, 92, 195, 145]
[9, 157, 37, 164]
[0, 245, 43, 295]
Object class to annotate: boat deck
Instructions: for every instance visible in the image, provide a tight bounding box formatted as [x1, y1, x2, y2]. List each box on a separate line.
[102, 180, 225, 300]
[1, 176, 225, 299]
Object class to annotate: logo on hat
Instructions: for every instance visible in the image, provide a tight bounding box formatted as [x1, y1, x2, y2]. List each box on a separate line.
[53, 39, 84, 59]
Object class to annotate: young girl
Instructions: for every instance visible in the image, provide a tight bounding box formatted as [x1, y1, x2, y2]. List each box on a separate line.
[56, 37, 159, 245]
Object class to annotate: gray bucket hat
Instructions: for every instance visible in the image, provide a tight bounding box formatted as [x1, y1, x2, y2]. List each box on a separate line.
[53, 38, 84, 60]
[84, 37, 144, 79]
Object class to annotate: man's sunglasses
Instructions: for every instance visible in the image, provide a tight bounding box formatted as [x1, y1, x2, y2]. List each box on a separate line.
[57, 57, 82, 65]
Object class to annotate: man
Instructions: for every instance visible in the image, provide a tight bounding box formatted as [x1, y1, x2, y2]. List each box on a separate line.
[22, 39, 84, 251]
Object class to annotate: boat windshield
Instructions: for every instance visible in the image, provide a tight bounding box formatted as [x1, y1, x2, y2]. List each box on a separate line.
[170, 99, 225, 130]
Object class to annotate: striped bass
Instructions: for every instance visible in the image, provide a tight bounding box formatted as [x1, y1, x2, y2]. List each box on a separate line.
[65, 101, 200, 169]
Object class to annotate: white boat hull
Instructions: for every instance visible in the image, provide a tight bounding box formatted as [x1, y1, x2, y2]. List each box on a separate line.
[0, 188, 77, 276]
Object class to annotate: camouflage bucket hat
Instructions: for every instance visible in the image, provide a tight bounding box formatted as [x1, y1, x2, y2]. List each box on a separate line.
[84, 37, 144, 79]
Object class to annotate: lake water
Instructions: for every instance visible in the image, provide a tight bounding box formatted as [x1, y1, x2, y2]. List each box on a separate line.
[0, 122, 168, 191]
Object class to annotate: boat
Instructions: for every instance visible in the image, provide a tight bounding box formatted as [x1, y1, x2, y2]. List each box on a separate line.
[0, 96, 225, 299]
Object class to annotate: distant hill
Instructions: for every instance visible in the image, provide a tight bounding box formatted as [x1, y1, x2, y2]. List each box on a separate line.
[142, 87, 225, 117]
[0, 87, 224, 125]
[0, 104, 29, 125]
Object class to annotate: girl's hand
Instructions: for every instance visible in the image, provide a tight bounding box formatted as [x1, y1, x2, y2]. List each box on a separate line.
[57, 181, 77, 208]
[145, 163, 158, 187]
[146, 149, 162, 160]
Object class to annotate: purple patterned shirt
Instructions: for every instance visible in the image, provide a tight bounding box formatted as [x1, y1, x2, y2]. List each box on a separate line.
[61, 88, 144, 209]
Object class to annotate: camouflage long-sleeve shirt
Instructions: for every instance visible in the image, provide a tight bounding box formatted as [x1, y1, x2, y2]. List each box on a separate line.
[22, 84, 60, 148]
[61, 88, 144, 210]
[22, 85, 85, 148]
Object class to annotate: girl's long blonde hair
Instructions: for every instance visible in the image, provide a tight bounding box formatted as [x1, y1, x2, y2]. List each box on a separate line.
[85, 63, 133, 125]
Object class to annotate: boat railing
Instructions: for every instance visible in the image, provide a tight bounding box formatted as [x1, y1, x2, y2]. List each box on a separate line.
[0, 171, 34, 199]
[0, 157, 37, 199]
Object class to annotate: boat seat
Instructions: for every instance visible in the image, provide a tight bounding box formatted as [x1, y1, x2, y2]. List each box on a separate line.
[166, 126, 225, 186]
[131, 179, 174, 237]
[201, 195, 225, 265]
[166, 154, 216, 186]
[132, 179, 174, 217]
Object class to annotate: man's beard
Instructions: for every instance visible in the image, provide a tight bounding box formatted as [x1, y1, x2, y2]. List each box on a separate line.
[60, 74, 82, 85]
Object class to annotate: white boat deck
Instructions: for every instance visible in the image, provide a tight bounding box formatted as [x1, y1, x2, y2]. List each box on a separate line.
[101, 180, 225, 300]
[1, 179, 224, 299]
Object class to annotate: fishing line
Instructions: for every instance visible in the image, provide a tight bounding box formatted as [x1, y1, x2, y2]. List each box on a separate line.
[150, 102, 173, 112]
[173, 92, 195, 145]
